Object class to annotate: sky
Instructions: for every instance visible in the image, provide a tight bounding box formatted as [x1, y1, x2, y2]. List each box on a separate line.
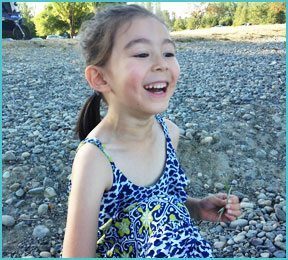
[161, 2, 205, 18]
[26, 2, 200, 18]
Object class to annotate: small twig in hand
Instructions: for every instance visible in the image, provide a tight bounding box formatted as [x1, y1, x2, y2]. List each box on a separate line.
[217, 186, 232, 223]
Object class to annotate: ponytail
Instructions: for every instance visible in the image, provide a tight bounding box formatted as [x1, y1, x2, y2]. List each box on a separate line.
[76, 92, 102, 141]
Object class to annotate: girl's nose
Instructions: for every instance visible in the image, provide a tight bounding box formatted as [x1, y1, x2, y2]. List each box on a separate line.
[151, 56, 168, 72]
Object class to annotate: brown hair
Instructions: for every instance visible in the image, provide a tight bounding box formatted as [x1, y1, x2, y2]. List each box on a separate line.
[76, 4, 165, 140]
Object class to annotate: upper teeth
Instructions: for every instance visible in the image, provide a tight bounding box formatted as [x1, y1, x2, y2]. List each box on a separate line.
[144, 83, 167, 89]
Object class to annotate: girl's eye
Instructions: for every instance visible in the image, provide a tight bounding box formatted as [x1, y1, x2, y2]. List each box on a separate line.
[164, 52, 175, 57]
[133, 53, 149, 58]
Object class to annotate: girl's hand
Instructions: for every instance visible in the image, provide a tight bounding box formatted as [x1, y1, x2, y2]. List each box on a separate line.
[198, 193, 241, 223]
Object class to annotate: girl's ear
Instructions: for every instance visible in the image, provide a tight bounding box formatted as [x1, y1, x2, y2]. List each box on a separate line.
[85, 65, 110, 93]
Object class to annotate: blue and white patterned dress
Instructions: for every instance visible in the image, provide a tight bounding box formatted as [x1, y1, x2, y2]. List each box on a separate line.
[72, 114, 212, 258]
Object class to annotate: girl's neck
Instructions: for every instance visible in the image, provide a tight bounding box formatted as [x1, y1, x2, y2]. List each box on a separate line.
[101, 110, 156, 143]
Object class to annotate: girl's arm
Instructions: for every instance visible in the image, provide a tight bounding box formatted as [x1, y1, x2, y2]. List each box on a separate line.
[185, 197, 202, 221]
[62, 144, 112, 257]
[164, 118, 241, 222]
[185, 194, 241, 222]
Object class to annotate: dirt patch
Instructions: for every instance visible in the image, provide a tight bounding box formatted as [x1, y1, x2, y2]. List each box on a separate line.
[171, 24, 286, 42]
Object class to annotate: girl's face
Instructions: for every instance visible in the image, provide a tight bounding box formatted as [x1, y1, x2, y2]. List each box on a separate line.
[103, 16, 180, 117]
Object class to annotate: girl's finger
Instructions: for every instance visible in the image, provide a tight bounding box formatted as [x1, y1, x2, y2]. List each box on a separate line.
[225, 209, 242, 218]
[225, 203, 241, 211]
[224, 213, 237, 222]
[227, 195, 239, 204]
[215, 193, 227, 200]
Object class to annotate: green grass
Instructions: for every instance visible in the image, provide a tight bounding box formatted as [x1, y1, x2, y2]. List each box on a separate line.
[217, 185, 233, 223]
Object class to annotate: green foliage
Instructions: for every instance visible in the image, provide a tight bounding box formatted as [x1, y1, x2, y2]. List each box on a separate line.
[219, 17, 233, 26]
[18, 2, 37, 38]
[249, 3, 270, 25]
[201, 15, 219, 28]
[49, 3, 93, 37]
[170, 12, 176, 30]
[34, 2, 124, 38]
[233, 2, 286, 26]
[186, 11, 203, 30]
[173, 18, 186, 31]
[161, 10, 173, 30]
[201, 2, 236, 28]
[233, 3, 248, 26]
[171, 2, 286, 31]
[34, 3, 70, 37]
[267, 2, 286, 24]
[31, 2, 286, 36]
[186, 17, 198, 30]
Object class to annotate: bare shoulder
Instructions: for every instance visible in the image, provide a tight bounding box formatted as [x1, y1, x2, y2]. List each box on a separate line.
[164, 118, 180, 150]
[71, 142, 113, 191]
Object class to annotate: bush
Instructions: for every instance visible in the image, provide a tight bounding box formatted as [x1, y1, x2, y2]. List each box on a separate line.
[173, 18, 186, 31]
[201, 15, 219, 28]
[186, 17, 199, 30]
[219, 17, 233, 26]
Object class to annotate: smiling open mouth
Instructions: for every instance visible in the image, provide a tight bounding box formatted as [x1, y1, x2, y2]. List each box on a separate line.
[143, 82, 168, 93]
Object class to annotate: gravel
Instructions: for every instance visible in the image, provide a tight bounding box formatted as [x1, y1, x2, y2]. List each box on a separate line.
[2, 37, 285, 258]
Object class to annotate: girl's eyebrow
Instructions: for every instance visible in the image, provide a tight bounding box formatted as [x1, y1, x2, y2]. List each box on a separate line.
[124, 38, 176, 50]
[163, 38, 176, 49]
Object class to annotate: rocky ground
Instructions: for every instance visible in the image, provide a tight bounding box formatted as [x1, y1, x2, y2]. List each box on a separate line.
[2, 27, 286, 258]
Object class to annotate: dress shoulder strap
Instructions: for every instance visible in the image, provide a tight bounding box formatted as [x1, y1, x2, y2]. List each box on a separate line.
[155, 114, 172, 142]
[77, 137, 113, 163]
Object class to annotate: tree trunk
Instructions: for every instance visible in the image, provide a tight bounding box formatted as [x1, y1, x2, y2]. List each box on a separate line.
[69, 4, 75, 38]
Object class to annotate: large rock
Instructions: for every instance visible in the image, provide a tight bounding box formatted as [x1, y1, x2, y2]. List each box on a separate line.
[2, 215, 15, 227]
[38, 204, 49, 216]
[32, 225, 50, 239]
[3, 151, 16, 162]
[229, 219, 248, 228]
[275, 207, 286, 222]
[44, 187, 57, 198]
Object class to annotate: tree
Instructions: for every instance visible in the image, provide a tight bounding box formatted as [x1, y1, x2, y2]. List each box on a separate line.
[33, 2, 130, 38]
[34, 3, 95, 37]
[233, 2, 285, 26]
[248, 3, 270, 24]
[170, 12, 176, 28]
[186, 10, 204, 29]
[18, 2, 36, 38]
[186, 17, 198, 30]
[200, 2, 236, 27]
[173, 18, 186, 31]
[219, 16, 233, 26]
[34, 3, 70, 37]
[161, 10, 173, 30]
[267, 2, 286, 23]
[51, 3, 93, 37]
[185, 4, 206, 30]
[233, 3, 250, 26]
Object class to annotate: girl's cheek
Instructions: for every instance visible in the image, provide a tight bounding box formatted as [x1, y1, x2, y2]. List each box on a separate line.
[174, 60, 181, 81]
[125, 66, 144, 87]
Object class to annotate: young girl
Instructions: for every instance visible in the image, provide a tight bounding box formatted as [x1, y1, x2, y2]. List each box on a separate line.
[62, 5, 241, 258]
